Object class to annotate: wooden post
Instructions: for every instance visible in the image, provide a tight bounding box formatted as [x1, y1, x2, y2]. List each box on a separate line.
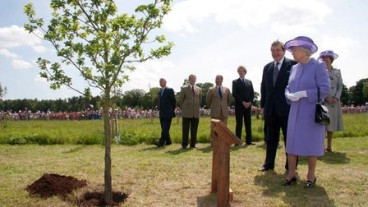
[210, 119, 242, 207]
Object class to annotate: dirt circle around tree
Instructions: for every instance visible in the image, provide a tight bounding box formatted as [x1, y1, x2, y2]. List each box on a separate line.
[26, 173, 128, 206]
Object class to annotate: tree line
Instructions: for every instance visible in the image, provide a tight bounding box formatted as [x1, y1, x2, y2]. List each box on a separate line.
[1, 78, 367, 112]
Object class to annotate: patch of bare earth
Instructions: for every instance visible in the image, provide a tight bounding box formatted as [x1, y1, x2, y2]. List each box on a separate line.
[26, 173, 128, 206]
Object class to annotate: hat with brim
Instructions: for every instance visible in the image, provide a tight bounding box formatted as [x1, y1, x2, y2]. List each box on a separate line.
[284, 36, 318, 54]
[319, 50, 338, 60]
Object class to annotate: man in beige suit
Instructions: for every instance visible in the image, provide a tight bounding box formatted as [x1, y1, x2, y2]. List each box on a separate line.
[206, 75, 232, 146]
[178, 74, 202, 149]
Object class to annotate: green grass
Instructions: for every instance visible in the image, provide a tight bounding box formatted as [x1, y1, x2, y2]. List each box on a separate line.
[0, 137, 367, 206]
[0, 114, 367, 206]
[1, 113, 367, 145]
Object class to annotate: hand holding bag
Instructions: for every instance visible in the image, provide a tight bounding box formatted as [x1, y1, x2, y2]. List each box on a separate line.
[315, 87, 330, 125]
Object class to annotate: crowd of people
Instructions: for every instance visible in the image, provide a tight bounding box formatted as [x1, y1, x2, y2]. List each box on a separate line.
[0, 102, 366, 121]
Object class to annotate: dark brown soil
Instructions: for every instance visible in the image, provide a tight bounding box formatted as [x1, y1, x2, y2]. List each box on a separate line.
[26, 173, 87, 199]
[26, 173, 128, 206]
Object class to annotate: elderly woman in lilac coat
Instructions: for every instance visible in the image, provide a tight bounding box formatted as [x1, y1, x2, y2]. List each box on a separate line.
[281, 36, 330, 188]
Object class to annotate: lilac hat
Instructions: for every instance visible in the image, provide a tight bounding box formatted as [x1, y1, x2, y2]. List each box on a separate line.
[319, 50, 338, 60]
[284, 36, 318, 54]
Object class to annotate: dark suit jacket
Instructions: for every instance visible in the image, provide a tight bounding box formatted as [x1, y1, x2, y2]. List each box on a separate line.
[158, 87, 176, 118]
[232, 78, 254, 110]
[260, 58, 297, 117]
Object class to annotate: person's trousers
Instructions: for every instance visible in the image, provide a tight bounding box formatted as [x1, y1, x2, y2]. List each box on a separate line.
[159, 117, 173, 145]
[235, 108, 252, 144]
[182, 117, 199, 148]
[263, 115, 290, 170]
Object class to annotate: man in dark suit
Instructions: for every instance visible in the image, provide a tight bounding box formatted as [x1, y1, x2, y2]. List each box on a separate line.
[258, 40, 297, 171]
[232, 66, 255, 145]
[156, 78, 176, 147]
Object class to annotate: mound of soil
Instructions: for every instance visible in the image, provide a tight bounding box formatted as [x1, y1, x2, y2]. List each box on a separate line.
[26, 173, 128, 206]
[26, 173, 87, 198]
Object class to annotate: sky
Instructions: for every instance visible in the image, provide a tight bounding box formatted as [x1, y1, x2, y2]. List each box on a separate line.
[0, 0, 367, 100]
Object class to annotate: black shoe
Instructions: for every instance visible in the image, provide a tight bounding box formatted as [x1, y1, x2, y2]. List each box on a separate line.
[281, 176, 297, 186]
[258, 166, 274, 172]
[155, 142, 164, 147]
[190, 146, 196, 149]
[246, 142, 255, 145]
[166, 141, 172, 146]
[304, 178, 316, 188]
[181, 146, 187, 150]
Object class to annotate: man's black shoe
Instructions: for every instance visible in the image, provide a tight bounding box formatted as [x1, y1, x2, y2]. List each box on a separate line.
[155, 142, 164, 147]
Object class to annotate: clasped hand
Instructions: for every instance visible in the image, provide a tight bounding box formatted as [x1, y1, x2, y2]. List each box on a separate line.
[286, 91, 307, 101]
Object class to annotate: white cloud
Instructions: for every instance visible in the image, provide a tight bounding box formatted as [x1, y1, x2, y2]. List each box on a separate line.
[318, 35, 357, 57]
[0, 25, 47, 53]
[164, 0, 332, 35]
[11, 59, 33, 69]
[0, 48, 18, 58]
[121, 59, 176, 92]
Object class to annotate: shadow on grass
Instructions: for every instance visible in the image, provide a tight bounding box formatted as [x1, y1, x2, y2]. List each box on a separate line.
[319, 151, 350, 164]
[140, 145, 164, 151]
[197, 193, 217, 207]
[62, 145, 87, 153]
[166, 148, 193, 155]
[254, 172, 335, 206]
[198, 145, 213, 153]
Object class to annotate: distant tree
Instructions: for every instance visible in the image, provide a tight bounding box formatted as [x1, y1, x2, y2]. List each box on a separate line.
[0, 83, 7, 101]
[182, 78, 189, 86]
[24, 0, 173, 203]
[0, 83, 6, 110]
[350, 78, 368, 106]
[363, 82, 368, 103]
[196, 82, 214, 107]
[120, 89, 145, 108]
[253, 91, 260, 107]
[340, 83, 350, 106]
[143, 87, 160, 109]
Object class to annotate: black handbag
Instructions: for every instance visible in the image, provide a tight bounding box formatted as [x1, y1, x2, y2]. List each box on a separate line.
[315, 87, 330, 125]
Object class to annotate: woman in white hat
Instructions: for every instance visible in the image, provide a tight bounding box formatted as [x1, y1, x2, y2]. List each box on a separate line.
[282, 36, 330, 188]
[319, 50, 344, 152]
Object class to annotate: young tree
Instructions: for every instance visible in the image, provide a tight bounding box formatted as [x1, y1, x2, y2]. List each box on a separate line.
[24, 0, 173, 204]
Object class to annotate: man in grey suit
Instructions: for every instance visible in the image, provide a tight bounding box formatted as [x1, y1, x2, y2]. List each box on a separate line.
[156, 78, 176, 147]
[178, 74, 202, 149]
[258, 40, 297, 171]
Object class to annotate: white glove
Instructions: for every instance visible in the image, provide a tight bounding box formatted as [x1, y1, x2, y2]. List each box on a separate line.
[286, 92, 299, 101]
[294, 91, 307, 99]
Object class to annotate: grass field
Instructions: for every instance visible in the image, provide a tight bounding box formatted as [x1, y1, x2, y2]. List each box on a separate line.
[1, 113, 367, 145]
[0, 114, 367, 206]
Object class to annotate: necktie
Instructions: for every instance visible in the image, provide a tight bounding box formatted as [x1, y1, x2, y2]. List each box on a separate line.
[218, 87, 222, 98]
[161, 88, 164, 97]
[273, 62, 280, 86]
[191, 86, 194, 93]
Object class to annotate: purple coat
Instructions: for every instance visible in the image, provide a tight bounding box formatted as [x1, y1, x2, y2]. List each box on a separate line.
[286, 58, 330, 156]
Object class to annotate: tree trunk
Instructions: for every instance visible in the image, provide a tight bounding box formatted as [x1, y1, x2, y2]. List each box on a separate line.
[103, 105, 113, 204]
